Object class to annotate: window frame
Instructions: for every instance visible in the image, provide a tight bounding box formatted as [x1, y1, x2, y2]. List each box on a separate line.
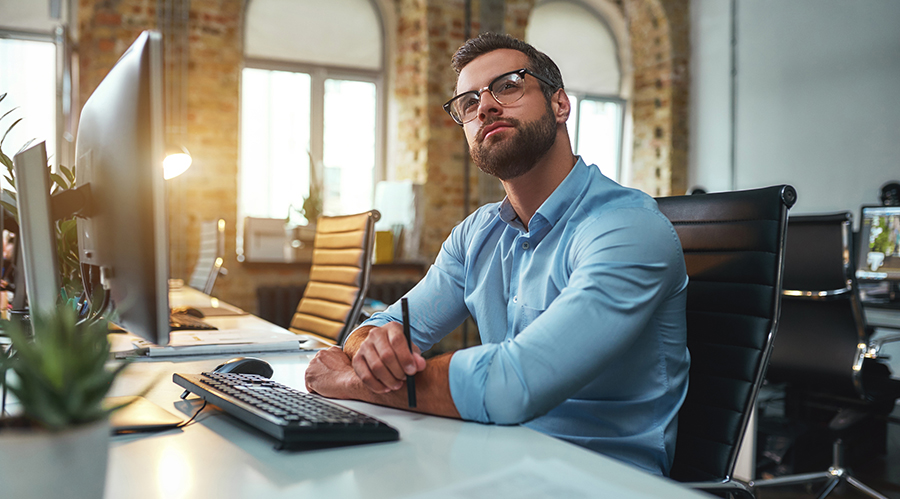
[567, 91, 625, 182]
[0, 28, 61, 166]
[240, 56, 385, 213]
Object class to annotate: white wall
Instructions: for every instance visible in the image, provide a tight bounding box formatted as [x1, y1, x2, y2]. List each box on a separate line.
[690, 0, 900, 218]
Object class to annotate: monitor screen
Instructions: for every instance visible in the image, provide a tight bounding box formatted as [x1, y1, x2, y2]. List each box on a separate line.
[856, 205, 900, 282]
[74, 31, 170, 345]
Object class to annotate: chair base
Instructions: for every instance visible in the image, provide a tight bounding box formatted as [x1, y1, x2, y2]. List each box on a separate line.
[751, 439, 889, 499]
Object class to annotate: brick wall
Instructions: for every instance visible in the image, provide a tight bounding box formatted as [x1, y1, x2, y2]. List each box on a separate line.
[74, 0, 689, 314]
[624, 0, 689, 196]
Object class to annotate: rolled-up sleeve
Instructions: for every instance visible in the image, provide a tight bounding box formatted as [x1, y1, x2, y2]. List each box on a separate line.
[448, 207, 687, 425]
[357, 213, 478, 352]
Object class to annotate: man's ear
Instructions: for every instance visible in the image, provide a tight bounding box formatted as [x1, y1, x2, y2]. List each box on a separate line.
[552, 89, 571, 124]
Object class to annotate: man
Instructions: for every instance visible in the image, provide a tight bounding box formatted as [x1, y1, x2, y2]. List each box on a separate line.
[305, 33, 690, 476]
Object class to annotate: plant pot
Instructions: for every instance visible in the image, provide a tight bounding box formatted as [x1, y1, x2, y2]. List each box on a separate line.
[0, 417, 110, 498]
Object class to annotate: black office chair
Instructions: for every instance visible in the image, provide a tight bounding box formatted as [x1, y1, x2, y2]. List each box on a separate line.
[187, 219, 227, 295]
[658, 185, 796, 499]
[751, 213, 900, 499]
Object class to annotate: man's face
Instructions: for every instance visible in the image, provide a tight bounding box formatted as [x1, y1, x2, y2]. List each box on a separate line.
[455, 49, 559, 181]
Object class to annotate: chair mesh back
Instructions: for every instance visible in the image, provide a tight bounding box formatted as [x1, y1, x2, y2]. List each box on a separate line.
[289, 210, 379, 345]
[188, 219, 224, 294]
[659, 185, 795, 483]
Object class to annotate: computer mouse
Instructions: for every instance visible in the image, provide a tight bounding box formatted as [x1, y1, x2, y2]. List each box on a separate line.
[172, 306, 205, 318]
[213, 357, 274, 378]
[180, 357, 274, 399]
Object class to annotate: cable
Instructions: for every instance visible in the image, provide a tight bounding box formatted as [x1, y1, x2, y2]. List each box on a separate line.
[176, 400, 208, 428]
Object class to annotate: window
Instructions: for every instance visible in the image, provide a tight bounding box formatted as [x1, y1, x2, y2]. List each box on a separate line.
[0, 35, 56, 169]
[241, 0, 383, 225]
[527, 1, 626, 181]
[566, 95, 624, 181]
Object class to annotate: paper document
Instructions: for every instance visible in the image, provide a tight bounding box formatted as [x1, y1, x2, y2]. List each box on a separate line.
[115, 329, 325, 358]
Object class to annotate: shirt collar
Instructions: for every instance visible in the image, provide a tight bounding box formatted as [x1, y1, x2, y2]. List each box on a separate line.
[497, 156, 590, 235]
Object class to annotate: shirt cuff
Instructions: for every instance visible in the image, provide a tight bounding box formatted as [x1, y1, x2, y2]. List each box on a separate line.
[448, 345, 493, 423]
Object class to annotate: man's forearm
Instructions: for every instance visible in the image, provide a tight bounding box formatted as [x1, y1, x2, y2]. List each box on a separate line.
[342, 325, 373, 358]
[332, 325, 460, 418]
[350, 351, 461, 419]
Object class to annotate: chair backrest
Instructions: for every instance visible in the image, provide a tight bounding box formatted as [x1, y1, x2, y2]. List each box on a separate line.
[658, 185, 796, 483]
[289, 210, 380, 345]
[188, 219, 225, 295]
[766, 212, 868, 398]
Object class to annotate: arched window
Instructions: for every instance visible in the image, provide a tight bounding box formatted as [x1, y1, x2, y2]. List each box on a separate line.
[241, 0, 384, 224]
[526, 1, 626, 181]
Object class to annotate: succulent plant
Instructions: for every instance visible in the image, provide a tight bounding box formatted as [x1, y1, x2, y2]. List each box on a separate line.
[0, 306, 128, 430]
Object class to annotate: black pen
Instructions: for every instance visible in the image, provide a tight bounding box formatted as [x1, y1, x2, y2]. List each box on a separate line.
[401, 297, 417, 408]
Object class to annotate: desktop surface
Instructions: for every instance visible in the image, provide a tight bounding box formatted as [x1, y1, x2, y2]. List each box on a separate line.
[107, 352, 710, 499]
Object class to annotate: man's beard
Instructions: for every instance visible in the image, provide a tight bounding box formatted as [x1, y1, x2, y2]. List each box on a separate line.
[470, 105, 557, 181]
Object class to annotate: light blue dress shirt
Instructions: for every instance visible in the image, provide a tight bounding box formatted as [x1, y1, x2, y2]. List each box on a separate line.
[360, 158, 690, 476]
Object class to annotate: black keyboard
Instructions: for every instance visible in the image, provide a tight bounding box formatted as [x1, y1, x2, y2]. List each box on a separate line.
[169, 312, 218, 331]
[173, 372, 399, 448]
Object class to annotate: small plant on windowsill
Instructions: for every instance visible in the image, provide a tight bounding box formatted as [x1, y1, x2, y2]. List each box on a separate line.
[301, 149, 324, 225]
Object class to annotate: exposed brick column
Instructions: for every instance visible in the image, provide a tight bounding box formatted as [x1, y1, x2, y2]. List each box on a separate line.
[393, 0, 470, 260]
[623, 0, 689, 196]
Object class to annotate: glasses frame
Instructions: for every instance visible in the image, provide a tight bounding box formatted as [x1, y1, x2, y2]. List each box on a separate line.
[443, 68, 557, 125]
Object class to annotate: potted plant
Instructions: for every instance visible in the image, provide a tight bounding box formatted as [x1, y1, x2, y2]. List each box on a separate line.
[0, 304, 128, 498]
[0, 92, 83, 299]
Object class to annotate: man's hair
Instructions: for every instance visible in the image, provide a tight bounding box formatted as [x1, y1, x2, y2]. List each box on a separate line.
[451, 33, 564, 102]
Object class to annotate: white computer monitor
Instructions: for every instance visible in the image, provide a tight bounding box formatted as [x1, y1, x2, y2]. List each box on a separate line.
[73, 31, 170, 345]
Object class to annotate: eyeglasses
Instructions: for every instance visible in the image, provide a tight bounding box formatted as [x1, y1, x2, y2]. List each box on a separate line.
[443, 68, 557, 125]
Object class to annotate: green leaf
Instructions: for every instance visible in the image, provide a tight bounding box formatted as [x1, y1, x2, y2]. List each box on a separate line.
[0, 117, 22, 150]
[50, 172, 69, 190]
[60, 164, 76, 184]
[0, 105, 19, 125]
[0, 198, 18, 220]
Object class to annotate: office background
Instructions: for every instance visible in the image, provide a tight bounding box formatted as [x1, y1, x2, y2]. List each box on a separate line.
[1, 0, 898, 318]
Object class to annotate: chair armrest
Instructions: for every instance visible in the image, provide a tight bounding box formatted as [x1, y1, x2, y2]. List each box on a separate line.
[868, 333, 900, 358]
[680, 478, 754, 499]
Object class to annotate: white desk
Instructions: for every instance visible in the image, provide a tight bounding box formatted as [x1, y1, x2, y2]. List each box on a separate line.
[106, 354, 710, 499]
[102, 289, 710, 498]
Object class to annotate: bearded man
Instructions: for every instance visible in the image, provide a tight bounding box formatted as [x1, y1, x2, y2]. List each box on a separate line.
[305, 33, 690, 477]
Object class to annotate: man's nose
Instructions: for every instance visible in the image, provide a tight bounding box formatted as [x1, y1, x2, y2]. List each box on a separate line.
[477, 91, 502, 121]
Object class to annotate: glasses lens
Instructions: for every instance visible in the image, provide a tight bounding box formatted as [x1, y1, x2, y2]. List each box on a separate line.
[451, 92, 479, 124]
[490, 73, 525, 104]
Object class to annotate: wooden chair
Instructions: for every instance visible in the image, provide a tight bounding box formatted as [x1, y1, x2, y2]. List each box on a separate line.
[288, 210, 380, 345]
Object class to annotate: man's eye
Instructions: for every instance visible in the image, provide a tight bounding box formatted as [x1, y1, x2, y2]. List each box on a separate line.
[495, 80, 520, 94]
[461, 96, 479, 111]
